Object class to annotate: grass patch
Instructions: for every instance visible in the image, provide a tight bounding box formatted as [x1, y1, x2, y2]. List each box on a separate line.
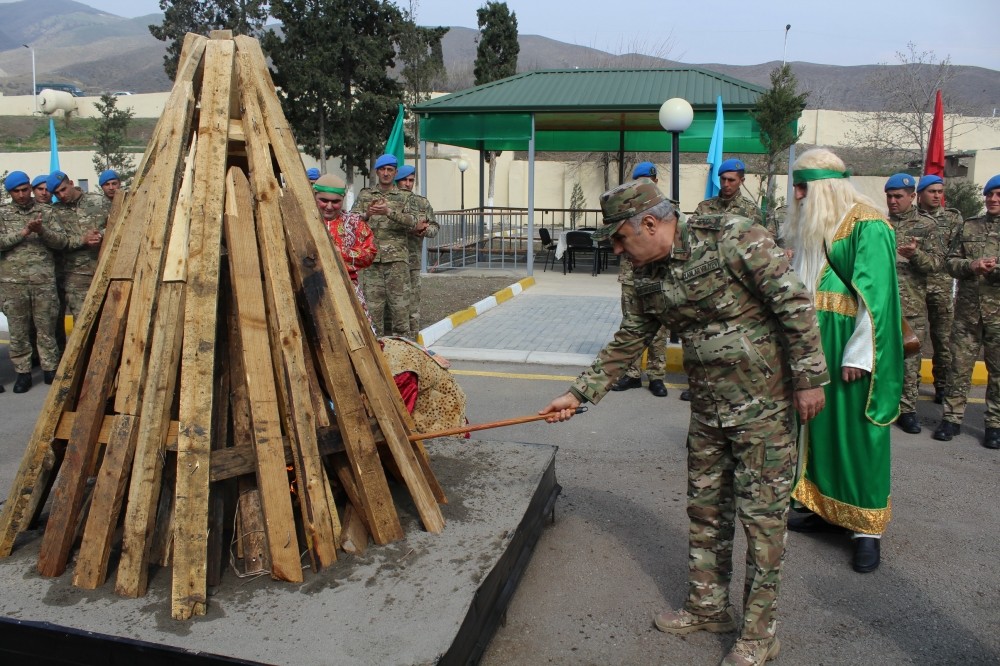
[0, 116, 158, 152]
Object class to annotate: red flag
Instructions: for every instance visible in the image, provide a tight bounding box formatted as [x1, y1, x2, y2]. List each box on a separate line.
[924, 90, 945, 177]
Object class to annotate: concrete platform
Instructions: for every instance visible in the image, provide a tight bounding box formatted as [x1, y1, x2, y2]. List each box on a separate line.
[0, 439, 559, 666]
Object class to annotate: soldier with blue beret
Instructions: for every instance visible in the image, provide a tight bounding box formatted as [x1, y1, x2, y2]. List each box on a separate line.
[934, 174, 1000, 449]
[47, 170, 107, 321]
[541, 179, 829, 664]
[884, 172, 943, 434]
[98, 169, 121, 206]
[30, 174, 48, 202]
[695, 157, 765, 236]
[393, 164, 438, 338]
[306, 167, 320, 182]
[632, 161, 657, 179]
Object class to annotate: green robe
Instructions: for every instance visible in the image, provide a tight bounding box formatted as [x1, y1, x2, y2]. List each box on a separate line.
[792, 204, 904, 534]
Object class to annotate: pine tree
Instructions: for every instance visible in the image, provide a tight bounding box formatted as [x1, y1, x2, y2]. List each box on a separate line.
[91, 94, 137, 185]
[263, 0, 405, 188]
[150, 0, 268, 80]
[473, 1, 518, 206]
[750, 64, 808, 211]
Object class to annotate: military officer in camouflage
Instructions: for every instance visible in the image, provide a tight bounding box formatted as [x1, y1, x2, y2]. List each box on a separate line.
[0, 172, 72, 393]
[394, 165, 439, 338]
[885, 173, 943, 434]
[933, 174, 1000, 449]
[31, 174, 49, 203]
[917, 175, 962, 403]
[353, 154, 420, 337]
[541, 180, 829, 666]
[695, 159, 765, 229]
[47, 170, 106, 319]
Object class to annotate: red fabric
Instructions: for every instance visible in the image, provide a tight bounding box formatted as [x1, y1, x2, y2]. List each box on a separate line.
[394, 371, 419, 413]
[924, 90, 945, 179]
[325, 212, 377, 281]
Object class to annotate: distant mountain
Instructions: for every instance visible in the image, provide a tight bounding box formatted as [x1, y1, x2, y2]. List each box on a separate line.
[0, 5, 997, 115]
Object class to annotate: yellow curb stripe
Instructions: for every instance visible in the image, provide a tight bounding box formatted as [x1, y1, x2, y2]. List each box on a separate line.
[449, 307, 478, 327]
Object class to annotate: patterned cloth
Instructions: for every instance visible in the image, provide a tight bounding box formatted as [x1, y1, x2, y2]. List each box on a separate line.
[380, 337, 467, 436]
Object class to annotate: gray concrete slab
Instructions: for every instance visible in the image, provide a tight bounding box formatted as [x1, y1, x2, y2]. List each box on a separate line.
[0, 439, 557, 666]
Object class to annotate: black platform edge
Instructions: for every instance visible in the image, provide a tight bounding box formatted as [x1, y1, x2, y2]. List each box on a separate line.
[0, 617, 269, 666]
[439, 451, 561, 666]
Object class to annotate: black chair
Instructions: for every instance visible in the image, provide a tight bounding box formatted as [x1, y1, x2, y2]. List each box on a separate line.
[538, 227, 556, 272]
[564, 231, 598, 275]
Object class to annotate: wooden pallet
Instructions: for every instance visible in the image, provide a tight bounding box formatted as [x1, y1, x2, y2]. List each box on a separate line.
[0, 31, 445, 620]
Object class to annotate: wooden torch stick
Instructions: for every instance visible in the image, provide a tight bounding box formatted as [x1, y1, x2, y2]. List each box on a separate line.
[408, 406, 588, 442]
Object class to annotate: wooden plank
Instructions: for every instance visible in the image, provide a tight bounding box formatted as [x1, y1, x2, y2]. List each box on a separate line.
[148, 455, 176, 568]
[73, 414, 140, 589]
[279, 195, 403, 545]
[237, 55, 340, 568]
[114, 282, 185, 598]
[161, 135, 197, 283]
[222, 167, 302, 582]
[207, 285, 232, 590]
[172, 37, 234, 621]
[36, 281, 132, 577]
[340, 505, 369, 556]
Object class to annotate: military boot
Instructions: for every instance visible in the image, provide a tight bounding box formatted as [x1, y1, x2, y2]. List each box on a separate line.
[983, 428, 1000, 450]
[43, 370, 56, 385]
[932, 421, 961, 441]
[610, 375, 642, 391]
[12, 373, 32, 394]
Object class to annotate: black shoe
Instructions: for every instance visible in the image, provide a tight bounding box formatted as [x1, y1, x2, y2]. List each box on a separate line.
[679, 389, 691, 401]
[0, 384, 4, 393]
[610, 376, 642, 392]
[648, 379, 668, 397]
[896, 412, 921, 434]
[983, 428, 1000, 450]
[934, 388, 945, 404]
[852, 537, 881, 573]
[43, 370, 55, 385]
[932, 421, 961, 441]
[12, 373, 32, 394]
[787, 511, 846, 533]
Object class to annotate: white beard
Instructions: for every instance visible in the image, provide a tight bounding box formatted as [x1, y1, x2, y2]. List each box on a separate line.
[791, 244, 827, 299]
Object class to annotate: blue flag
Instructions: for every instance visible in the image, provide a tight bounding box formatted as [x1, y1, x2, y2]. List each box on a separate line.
[704, 96, 724, 199]
[49, 117, 60, 173]
[384, 103, 405, 166]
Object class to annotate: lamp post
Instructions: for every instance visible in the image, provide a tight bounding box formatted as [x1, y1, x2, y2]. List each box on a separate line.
[658, 98, 694, 206]
[782, 24, 791, 66]
[22, 44, 36, 113]
[457, 159, 468, 209]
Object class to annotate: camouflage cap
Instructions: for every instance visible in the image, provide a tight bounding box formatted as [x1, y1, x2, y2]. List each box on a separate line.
[593, 179, 669, 242]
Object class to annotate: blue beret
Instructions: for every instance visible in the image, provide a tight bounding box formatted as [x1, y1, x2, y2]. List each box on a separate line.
[984, 174, 1000, 195]
[394, 165, 415, 180]
[374, 154, 398, 170]
[917, 175, 944, 192]
[306, 168, 320, 181]
[718, 159, 746, 175]
[884, 173, 916, 191]
[31, 174, 48, 188]
[46, 170, 68, 193]
[4, 171, 30, 191]
[98, 169, 119, 186]
[632, 162, 656, 179]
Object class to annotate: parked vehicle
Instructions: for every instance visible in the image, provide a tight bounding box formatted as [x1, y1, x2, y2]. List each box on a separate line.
[35, 82, 85, 97]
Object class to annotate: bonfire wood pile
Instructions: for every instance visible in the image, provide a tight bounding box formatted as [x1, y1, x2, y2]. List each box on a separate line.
[0, 31, 446, 620]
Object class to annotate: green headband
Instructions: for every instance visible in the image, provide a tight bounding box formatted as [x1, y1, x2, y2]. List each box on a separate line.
[313, 184, 346, 195]
[792, 168, 851, 185]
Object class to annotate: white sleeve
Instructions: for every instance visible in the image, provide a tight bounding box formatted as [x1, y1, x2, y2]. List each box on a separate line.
[842, 300, 874, 372]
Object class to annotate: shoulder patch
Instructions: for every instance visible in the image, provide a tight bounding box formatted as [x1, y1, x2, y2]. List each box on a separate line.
[689, 214, 724, 231]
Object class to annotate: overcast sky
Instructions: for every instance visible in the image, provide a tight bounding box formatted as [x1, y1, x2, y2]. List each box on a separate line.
[76, 0, 998, 70]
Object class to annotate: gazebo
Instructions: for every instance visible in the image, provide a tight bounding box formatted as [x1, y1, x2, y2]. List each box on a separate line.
[413, 68, 784, 274]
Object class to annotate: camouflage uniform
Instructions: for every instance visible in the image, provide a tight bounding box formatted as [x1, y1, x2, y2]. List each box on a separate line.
[0, 199, 71, 372]
[891, 205, 943, 414]
[618, 259, 667, 381]
[569, 213, 829, 640]
[695, 195, 764, 228]
[50, 189, 108, 318]
[941, 211, 1000, 428]
[353, 186, 419, 337]
[920, 205, 963, 393]
[406, 193, 439, 338]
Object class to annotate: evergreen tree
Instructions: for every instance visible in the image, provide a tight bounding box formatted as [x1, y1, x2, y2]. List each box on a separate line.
[946, 180, 984, 221]
[263, 0, 404, 188]
[91, 93, 137, 185]
[750, 64, 808, 211]
[150, 0, 268, 80]
[473, 1, 518, 205]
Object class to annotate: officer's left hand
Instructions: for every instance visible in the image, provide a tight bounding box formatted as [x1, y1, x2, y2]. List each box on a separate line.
[793, 387, 825, 422]
[898, 238, 918, 259]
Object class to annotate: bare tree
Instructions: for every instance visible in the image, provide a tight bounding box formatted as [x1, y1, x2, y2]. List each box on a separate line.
[846, 42, 999, 168]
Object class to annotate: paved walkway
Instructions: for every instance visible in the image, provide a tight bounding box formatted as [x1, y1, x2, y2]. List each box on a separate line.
[429, 270, 622, 366]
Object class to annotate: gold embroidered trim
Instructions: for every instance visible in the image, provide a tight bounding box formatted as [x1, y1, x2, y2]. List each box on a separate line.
[832, 204, 890, 243]
[792, 477, 892, 534]
[814, 290, 857, 317]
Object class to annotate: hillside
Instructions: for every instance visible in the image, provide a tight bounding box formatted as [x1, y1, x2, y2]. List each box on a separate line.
[0, 3, 997, 114]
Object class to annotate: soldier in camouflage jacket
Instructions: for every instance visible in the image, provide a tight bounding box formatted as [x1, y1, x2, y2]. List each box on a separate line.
[541, 180, 828, 662]
[695, 158, 765, 229]
[47, 171, 106, 319]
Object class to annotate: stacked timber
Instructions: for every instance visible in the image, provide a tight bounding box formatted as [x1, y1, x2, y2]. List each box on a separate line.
[0, 31, 446, 620]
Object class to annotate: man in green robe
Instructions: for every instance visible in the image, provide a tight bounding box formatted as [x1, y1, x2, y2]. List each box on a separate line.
[781, 148, 904, 574]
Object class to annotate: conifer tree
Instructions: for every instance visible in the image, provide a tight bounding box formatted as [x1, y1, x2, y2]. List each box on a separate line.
[91, 93, 137, 185]
[751, 64, 808, 211]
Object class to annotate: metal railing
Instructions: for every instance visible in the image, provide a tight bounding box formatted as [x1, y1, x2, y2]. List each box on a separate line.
[425, 206, 604, 272]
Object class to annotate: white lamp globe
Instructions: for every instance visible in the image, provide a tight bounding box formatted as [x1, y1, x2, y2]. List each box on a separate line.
[658, 98, 694, 133]
[457, 159, 469, 173]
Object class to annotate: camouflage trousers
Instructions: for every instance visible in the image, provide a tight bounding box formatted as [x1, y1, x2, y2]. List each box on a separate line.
[621, 290, 668, 380]
[62, 272, 95, 319]
[900, 306, 928, 414]
[1, 281, 62, 373]
[925, 276, 955, 391]
[942, 311, 1000, 428]
[362, 261, 411, 337]
[685, 411, 796, 640]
